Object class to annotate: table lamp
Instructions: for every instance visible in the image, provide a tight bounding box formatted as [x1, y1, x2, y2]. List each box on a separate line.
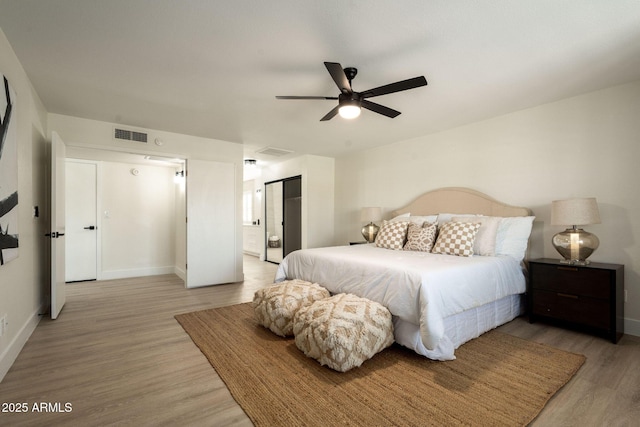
[550, 198, 601, 265]
[361, 207, 382, 243]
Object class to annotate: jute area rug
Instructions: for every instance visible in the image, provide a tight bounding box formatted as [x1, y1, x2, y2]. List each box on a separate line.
[175, 303, 585, 427]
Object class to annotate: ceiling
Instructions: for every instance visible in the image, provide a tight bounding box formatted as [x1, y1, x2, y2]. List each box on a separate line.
[2, 0, 640, 165]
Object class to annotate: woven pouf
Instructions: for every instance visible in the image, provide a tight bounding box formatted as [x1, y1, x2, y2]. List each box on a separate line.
[293, 293, 394, 372]
[252, 280, 330, 337]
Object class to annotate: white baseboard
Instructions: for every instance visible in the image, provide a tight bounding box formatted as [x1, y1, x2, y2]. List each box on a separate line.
[624, 317, 640, 338]
[99, 266, 175, 281]
[0, 305, 43, 383]
[174, 266, 186, 282]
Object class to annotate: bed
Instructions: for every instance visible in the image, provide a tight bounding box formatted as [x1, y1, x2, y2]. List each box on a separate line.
[275, 187, 535, 361]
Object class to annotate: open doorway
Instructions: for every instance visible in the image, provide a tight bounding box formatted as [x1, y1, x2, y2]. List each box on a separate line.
[264, 175, 301, 264]
[63, 147, 185, 283]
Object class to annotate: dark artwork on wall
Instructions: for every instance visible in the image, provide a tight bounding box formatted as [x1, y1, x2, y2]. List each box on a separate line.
[0, 74, 18, 265]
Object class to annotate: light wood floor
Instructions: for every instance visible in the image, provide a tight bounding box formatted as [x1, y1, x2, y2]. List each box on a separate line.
[1, 255, 638, 426]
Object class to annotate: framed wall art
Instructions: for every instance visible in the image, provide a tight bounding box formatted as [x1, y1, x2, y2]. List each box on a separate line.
[0, 73, 18, 265]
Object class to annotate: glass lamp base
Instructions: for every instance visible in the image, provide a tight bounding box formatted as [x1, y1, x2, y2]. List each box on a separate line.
[361, 222, 380, 243]
[552, 227, 599, 264]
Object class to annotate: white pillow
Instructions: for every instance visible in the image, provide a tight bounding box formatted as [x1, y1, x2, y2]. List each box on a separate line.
[409, 214, 438, 225]
[495, 216, 535, 262]
[437, 213, 482, 225]
[388, 212, 410, 222]
[452, 216, 501, 256]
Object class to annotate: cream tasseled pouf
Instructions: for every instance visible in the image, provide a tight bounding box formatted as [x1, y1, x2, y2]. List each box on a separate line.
[252, 280, 330, 337]
[293, 293, 394, 372]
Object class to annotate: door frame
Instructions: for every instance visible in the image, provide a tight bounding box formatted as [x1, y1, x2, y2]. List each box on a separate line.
[60, 146, 187, 283]
[264, 175, 302, 264]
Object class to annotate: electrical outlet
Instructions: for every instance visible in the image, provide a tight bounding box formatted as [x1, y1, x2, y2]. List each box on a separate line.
[0, 314, 5, 337]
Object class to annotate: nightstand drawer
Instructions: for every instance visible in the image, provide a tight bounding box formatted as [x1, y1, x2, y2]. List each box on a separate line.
[530, 264, 610, 299]
[532, 290, 609, 330]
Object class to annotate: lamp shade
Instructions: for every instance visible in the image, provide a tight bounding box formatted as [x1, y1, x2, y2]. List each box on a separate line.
[361, 207, 382, 223]
[551, 198, 601, 226]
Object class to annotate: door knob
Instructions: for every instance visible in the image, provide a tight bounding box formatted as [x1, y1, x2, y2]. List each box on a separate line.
[83, 226, 96, 230]
[45, 231, 65, 238]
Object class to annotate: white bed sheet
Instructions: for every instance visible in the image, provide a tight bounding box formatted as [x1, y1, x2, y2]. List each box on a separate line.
[275, 244, 526, 359]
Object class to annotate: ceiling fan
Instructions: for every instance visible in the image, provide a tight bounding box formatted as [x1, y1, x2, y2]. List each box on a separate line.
[276, 62, 428, 121]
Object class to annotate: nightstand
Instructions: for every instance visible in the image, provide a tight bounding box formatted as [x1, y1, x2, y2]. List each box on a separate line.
[528, 258, 624, 343]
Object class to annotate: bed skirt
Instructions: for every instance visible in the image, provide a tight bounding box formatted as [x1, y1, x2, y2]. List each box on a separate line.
[393, 294, 525, 361]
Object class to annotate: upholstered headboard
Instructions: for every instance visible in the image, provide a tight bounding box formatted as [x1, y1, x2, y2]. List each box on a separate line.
[391, 187, 531, 218]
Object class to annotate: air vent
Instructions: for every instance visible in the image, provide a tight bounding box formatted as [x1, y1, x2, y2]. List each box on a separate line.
[114, 127, 148, 143]
[255, 146, 293, 157]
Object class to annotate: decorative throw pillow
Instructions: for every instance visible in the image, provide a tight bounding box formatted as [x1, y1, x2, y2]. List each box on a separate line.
[403, 222, 437, 252]
[452, 216, 501, 256]
[432, 221, 481, 257]
[293, 293, 394, 372]
[375, 220, 409, 250]
[252, 280, 330, 337]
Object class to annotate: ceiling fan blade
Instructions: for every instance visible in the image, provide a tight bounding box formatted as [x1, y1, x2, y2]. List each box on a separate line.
[361, 100, 401, 118]
[324, 62, 352, 94]
[276, 96, 338, 100]
[360, 76, 427, 98]
[320, 105, 340, 121]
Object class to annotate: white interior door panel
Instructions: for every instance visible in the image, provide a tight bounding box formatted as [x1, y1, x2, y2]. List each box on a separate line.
[50, 132, 66, 319]
[186, 160, 236, 288]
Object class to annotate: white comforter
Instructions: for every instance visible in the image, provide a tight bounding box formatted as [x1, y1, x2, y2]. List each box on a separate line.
[275, 244, 526, 352]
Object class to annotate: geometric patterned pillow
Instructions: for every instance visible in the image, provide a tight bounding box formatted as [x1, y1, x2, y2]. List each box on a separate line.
[375, 220, 409, 250]
[403, 222, 437, 252]
[432, 221, 481, 257]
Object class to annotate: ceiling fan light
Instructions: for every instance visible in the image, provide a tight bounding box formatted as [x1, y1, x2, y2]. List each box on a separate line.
[338, 104, 361, 119]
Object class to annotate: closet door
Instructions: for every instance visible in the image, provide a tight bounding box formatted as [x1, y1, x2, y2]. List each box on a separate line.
[264, 180, 283, 263]
[264, 175, 301, 263]
[186, 160, 236, 287]
[282, 177, 301, 257]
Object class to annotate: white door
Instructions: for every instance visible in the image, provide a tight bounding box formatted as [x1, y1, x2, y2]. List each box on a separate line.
[186, 160, 236, 288]
[50, 132, 66, 319]
[65, 161, 97, 282]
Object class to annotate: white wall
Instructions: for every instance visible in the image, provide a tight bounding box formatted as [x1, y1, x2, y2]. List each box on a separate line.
[47, 113, 244, 282]
[0, 28, 49, 381]
[100, 161, 176, 279]
[334, 80, 640, 335]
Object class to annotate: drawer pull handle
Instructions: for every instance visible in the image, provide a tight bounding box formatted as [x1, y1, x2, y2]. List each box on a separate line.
[557, 266, 579, 272]
[557, 292, 578, 299]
